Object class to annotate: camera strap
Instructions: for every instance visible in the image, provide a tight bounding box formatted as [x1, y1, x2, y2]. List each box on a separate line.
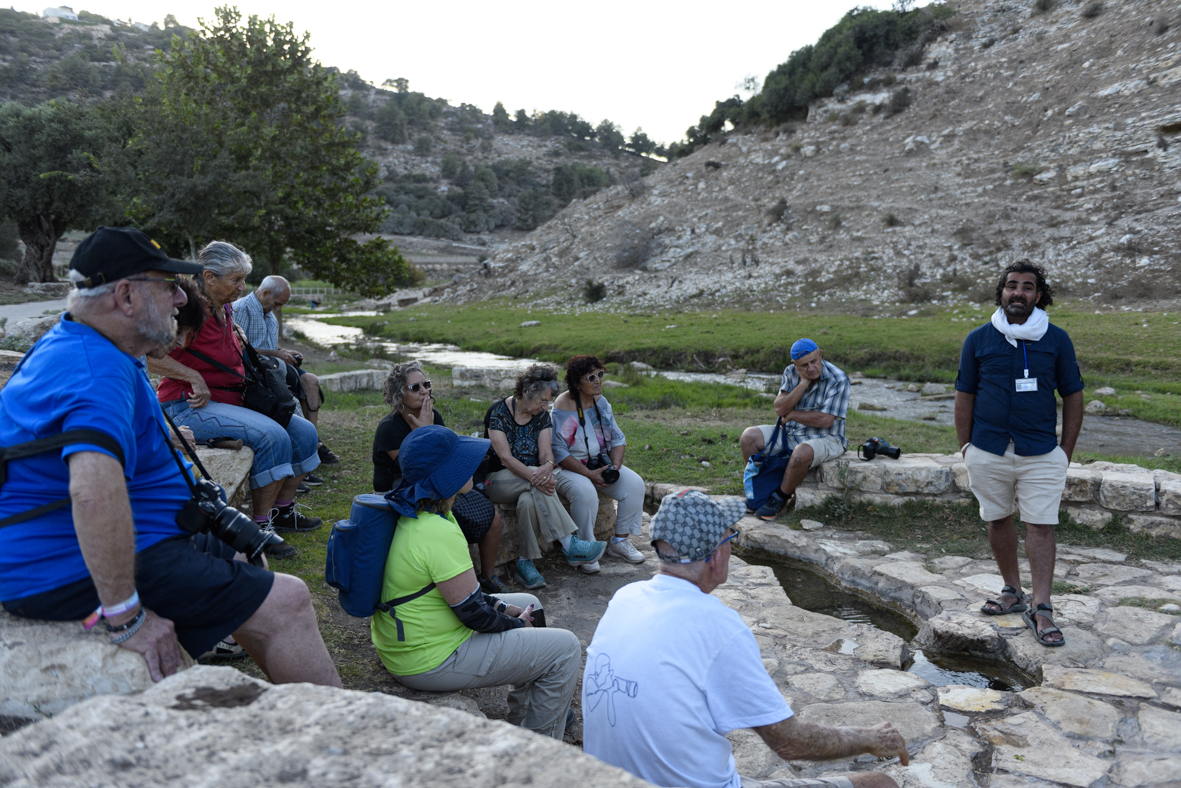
[153, 407, 214, 497]
[575, 398, 611, 462]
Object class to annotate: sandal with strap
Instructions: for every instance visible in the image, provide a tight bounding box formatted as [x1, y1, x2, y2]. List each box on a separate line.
[1023, 603, 1065, 647]
[981, 585, 1027, 616]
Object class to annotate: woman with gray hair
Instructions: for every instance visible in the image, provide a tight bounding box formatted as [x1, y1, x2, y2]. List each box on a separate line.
[373, 361, 506, 594]
[485, 364, 605, 590]
[149, 241, 321, 559]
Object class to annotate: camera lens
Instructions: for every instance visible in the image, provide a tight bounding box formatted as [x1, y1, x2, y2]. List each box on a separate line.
[206, 503, 280, 564]
[602, 468, 621, 485]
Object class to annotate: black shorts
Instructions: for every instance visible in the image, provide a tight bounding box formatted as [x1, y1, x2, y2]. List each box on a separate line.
[453, 489, 495, 544]
[1, 533, 274, 658]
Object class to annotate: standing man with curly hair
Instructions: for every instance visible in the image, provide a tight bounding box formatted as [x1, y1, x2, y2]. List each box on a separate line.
[955, 260, 1084, 648]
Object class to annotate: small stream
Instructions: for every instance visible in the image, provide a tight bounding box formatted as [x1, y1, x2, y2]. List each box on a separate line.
[288, 314, 1180, 459]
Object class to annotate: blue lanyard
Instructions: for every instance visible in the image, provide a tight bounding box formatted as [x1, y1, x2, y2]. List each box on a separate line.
[1021, 340, 1029, 378]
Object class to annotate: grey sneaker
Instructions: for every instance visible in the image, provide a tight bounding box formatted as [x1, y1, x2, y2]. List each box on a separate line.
[577, 560, 601, 574]
[562, 536, 606, 566]
[514, 559, 546, 589]
[607, 538, 645, 564]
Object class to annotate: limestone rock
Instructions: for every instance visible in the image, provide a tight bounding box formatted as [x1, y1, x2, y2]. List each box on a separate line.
[1064, 505, 1113, 529]
[913, 585, 964, 619]
[1058, 546, 1128, 563]
[3, 314, 60, 352]
[1049, 594, 1101, 628]
[854, 669, 930, 697]
[977, 711, 1110, 787]
[798, 700, 942, 744]
[1003, 627, 1103, 675]
[1138, 705, 1181, 750]
[0, 666, 648, 788]
[1041, 665, 1156, 698]
[0, 349, 24, 388]
[1111, 755, 1181, 787]
[877, 457, 953, 495]
[915, 611, 1002, 655]
[872, 561, 944, 601]
[952, 461, 970, 492]
[1018, 687, 1120, 739]
[1098, 472, 1157, 511]
[23, 281, 70, 298]
[0, 609, 196, 719]
[1160, 686, 1181, 709]
[799, 519, 824, 531]
[451, 366, 520, 389]
[1062, 468, 1099, 502]
[937, 685, 1007, 713]
[727, 727, 784, 779]
[1072, 563, 1155, 586]
[1158, 480, 1181, 516]
[786, 673, 846, 701]
[886, 735, 979, 788]
[1100, 646, 1181, 687]
[1126, 513, 1181, 539]
[194, 446, 255, 508]
[1094, 387, 1117, 397]
[316, 368, 387, 393]
[920, 382, 947, 396]
[954, 573, 1009, 598]
[519, 320, 541, 327]
[1093, 606, 1177, 645]
[847, 627, 907, 669]
[1085, 399, 1109, 415]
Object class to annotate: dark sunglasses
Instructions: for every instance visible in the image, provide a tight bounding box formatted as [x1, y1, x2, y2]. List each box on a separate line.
[127, 276, 180, 295]
[584, 371, 606, 383]
[408, 380, 432, 392]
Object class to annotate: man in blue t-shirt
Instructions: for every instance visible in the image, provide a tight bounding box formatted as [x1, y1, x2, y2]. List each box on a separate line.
[954, 261, 1084, 648]
[0, 227, 341, 687]
[584, 490, 908, 788]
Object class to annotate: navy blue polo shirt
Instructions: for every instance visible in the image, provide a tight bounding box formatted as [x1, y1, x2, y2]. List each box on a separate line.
[955, 322, 1084, 457]
[0, 316, 191, 601]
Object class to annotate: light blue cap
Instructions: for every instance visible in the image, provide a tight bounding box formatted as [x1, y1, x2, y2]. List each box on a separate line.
[790, 338, 819, 360]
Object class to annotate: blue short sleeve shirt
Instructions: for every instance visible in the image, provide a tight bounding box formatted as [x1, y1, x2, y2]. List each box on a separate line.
[0, 316, 191, 601]
[955, 322, 1084, 457]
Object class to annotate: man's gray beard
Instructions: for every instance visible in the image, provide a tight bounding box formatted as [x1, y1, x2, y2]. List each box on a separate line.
[139, 292, 178, 348]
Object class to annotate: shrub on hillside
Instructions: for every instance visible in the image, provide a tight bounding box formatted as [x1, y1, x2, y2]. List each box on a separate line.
[883, 212, 902, 227]
[1033, 0, 1055, 15]
[610, 221, 655, 269]
[583, 279, 607, 303]
[1011, 162, 1042, 181]
[765, 198, 789, 223]
[885, 87, 911, 116]
[1081, 2, 1103, 19]
[413, 134, 432, 156]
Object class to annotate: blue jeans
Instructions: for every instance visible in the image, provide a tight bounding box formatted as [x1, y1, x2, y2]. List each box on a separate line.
[163, 399, 320, 489]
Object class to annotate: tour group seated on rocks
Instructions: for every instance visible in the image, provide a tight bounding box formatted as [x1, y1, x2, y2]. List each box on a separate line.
[0, 226, 341, 689]
[147, 240, 323, 559]
[372, 361, 506, 594]
[484, 364, 607, 590]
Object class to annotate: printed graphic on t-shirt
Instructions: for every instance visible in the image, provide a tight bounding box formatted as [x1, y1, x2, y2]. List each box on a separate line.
[585, 653, 638, 727]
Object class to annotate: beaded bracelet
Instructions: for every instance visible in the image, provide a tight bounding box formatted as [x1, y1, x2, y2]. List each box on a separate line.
[104, 606, 145, 633]
[109, 609, 147, 645]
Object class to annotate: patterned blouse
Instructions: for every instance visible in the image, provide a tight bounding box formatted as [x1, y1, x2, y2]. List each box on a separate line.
[487, 398, 552, 467]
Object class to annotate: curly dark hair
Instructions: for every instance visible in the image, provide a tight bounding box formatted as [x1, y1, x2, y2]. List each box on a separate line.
[995, 260, 1054, 308]
[565, 355, 605, 397]
[175, 277, 207, 337]
[514, 363, 561, 401]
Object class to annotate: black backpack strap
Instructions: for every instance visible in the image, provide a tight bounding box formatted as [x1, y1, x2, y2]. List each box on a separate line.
[0, 429, 126, 529]
[376, 582, 437, 641]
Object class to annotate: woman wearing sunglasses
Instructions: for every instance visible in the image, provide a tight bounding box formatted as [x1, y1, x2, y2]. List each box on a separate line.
[551, 356, 647, 573]
[374, 361, 506, 593]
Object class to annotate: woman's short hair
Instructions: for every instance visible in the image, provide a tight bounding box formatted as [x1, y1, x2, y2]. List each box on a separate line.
[565, 355, 604, 397]
[514, 364, 561, 401]
[197, 241, 252, 288]
[174, 277, 207, 336]
[383, 361, 425, 413]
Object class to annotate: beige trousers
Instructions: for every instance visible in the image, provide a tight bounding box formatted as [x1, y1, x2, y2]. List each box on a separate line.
[485, 469, 578, 560]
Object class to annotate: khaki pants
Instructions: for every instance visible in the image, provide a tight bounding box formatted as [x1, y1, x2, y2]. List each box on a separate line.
[485, 469, 578, 560]
[392, 593, 581, 740]
[553, 464, 645, 541]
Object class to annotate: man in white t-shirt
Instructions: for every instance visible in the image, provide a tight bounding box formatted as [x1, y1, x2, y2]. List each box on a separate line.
[583, 490, 907, 788]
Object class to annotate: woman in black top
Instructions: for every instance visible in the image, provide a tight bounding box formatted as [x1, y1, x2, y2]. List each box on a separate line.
[373, 361, 504, 593]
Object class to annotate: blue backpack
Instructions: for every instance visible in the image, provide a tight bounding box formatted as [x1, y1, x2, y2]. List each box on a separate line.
[325, 494, 435, 639]
[744, 420, 792, 511]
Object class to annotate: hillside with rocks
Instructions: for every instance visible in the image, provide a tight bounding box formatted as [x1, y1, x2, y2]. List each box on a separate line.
[443, 0, 1181, 312]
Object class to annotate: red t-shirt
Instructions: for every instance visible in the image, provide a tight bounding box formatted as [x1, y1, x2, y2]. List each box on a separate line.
[157, 304, 245, 407]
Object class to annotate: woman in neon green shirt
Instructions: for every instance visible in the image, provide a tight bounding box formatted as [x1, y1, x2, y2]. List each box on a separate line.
[373, 425, 583, 740]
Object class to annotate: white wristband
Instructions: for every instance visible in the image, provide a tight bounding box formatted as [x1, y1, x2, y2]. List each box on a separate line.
[102, 591, 140, 618]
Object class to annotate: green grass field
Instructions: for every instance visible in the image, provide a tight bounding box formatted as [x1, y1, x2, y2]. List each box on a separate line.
[326, 301, 1181, 426]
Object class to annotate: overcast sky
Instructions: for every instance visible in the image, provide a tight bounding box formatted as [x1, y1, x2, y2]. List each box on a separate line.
[21, 1, 895, 144]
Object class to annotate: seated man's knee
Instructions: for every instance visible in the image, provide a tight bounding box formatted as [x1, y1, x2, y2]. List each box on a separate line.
[790, 443, 815, 467]
[268, 573, 313, 618]
[740, 427, 764, 452]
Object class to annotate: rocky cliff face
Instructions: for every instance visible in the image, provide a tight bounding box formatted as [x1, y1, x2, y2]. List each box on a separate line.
[446, 0, 1181, 311]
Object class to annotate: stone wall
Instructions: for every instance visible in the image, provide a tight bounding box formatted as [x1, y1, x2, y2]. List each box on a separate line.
[779, 452, 1181, 539]
[315, 368, 389, 393]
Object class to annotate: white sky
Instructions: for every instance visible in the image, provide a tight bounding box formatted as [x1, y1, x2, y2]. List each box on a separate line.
[21, 1, 894, 144]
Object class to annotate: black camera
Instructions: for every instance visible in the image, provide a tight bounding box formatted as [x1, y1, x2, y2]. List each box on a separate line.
[858, 437, 902, 461]
[587, 454, 621, 484]
[176, 477, 280, 565]
[290, 352, 302, 369]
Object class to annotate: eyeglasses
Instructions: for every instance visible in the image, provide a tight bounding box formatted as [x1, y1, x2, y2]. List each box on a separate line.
[127, 277, 179, 295]
[407, 380, 432, 392]
[705, 528, 741, 563]
[584, 371, 606, 383]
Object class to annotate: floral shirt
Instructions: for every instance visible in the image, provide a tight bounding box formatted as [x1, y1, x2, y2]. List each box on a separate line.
[487, 398, 551, 467]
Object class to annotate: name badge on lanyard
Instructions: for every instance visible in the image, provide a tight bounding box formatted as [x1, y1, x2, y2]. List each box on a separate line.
[1016, 339, 1037, 392]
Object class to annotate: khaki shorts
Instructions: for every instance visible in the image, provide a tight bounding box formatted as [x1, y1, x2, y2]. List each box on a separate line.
[755, 428, 846, 467]
[964, 441, 1068, 525]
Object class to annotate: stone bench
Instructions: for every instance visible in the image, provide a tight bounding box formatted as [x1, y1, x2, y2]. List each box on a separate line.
[482, 490, 618, 573]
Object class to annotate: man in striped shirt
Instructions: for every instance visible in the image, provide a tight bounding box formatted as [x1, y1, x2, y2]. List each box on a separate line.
[740, 338, 851, 520]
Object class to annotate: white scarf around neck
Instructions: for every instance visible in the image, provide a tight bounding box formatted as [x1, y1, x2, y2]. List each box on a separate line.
[991, 306, 1049, 347]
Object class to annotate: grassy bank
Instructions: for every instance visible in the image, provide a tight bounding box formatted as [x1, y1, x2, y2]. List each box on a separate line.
[326, 301, 1181, 426]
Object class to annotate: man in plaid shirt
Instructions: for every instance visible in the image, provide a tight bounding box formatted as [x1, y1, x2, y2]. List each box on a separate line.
[740, 338, 850, 520]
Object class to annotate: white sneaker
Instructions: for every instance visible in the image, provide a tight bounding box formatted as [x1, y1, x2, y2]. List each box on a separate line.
[607, 538, 645, 564]
[578, 560, 601, 574]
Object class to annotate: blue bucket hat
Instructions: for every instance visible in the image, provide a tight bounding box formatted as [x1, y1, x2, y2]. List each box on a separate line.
[385, 425, 490, 518]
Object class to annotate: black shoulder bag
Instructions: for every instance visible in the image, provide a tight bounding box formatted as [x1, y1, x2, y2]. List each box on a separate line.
[183, 343, 297, 428]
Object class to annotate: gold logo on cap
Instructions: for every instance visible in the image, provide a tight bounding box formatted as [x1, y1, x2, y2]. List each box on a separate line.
[150, 239, 161, 249]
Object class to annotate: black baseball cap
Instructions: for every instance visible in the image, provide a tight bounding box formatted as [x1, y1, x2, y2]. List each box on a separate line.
[70, 227, 204, 289]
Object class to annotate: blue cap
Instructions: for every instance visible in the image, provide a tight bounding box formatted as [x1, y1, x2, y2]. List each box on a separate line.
[384, 425, 490, 517]
[790, 338, 819, 361]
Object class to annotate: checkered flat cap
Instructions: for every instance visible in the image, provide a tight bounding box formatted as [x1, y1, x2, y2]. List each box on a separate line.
[649, 490, 746, 563]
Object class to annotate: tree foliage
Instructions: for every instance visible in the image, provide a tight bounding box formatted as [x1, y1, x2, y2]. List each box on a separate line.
[129, 6, 409, 297]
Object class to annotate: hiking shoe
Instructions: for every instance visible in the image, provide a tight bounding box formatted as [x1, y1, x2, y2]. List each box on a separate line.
[607, 538, 645, 564]
[578, 560, 601, 574]
[514, 559, 546, 590]
[296, 482, 310, 495]
[318, 443, 340, 464]
[755, 489, 794, 521]
[198, 638, 249, 663]
[272, 504, 323, 534]
[262, 534, 297, 558]
[303, 473, 324, 488]
[479, 574, 508, 595]
[562, 536, 606, 566]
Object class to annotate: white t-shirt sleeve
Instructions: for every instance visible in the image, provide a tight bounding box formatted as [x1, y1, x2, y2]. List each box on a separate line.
[703, 628, 793, 734]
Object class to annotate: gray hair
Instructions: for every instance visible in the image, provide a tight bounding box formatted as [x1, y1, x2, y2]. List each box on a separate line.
[259, 275, 290, 294]
[383, 360, 425, 413]
[514, 363, 561, 402]
[197, 240, 252, 284]
[66, 269, 116, 316]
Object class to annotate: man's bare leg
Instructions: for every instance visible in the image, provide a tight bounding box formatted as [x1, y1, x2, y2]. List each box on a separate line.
[983, 515, 1024, 613]
[1024, 521, 1061, 643]
[740, 427, 765, 463]
[778, 443, 814, 497]
[233, 573, 341, 686]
